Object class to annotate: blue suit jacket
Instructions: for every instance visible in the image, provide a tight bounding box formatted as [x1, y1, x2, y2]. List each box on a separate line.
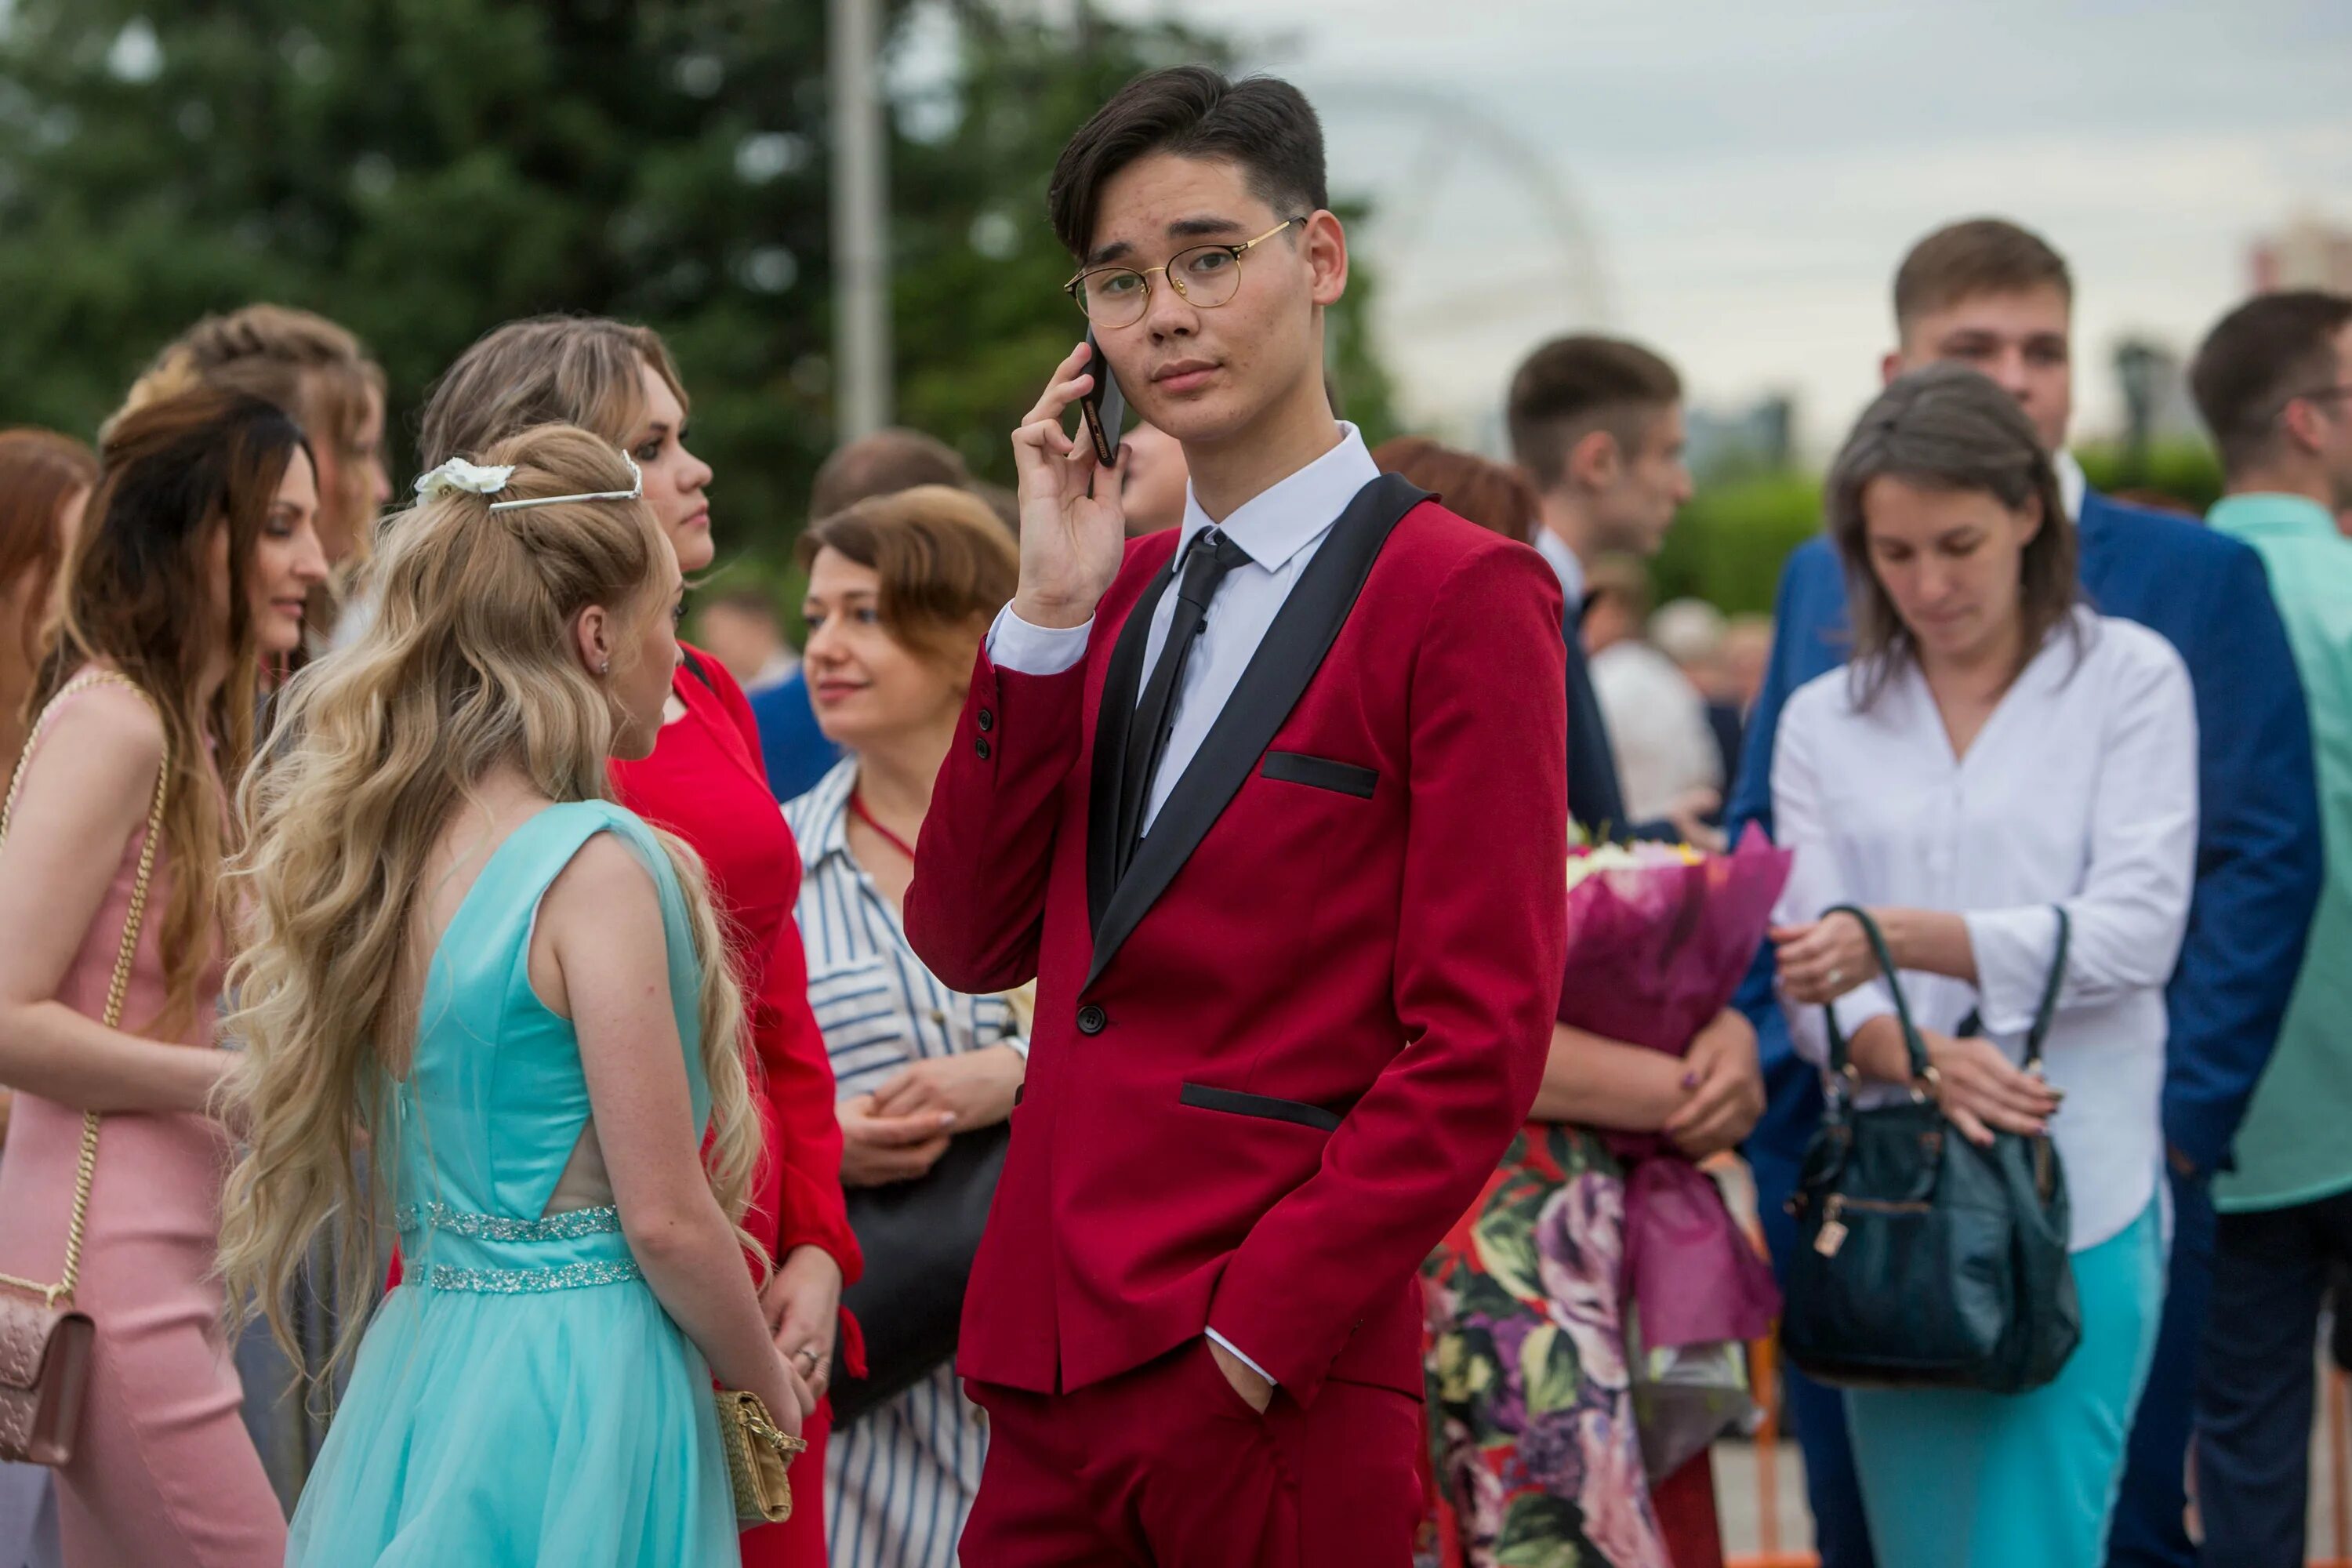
[747, 667, 845, 804]
[1730, 488, 2322, 1177]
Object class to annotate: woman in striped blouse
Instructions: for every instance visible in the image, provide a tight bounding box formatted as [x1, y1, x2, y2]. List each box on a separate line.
[783, 483, 1026, 1568]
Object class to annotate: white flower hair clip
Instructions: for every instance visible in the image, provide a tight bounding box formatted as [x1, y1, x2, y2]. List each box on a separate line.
[413, 457, 516, 500]
[410, 452, 645, 514]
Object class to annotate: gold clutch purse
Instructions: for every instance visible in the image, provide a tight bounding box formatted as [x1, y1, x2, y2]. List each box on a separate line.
[716, 1387, 808, 1525]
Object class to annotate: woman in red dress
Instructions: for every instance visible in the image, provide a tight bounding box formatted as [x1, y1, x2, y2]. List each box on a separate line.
[416, 318, 858, 1567]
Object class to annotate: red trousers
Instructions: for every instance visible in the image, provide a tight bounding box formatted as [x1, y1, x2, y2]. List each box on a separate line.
[960, 1339, 1424, 1568]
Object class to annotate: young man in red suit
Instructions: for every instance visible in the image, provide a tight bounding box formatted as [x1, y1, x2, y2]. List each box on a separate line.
[904, 65, 1570, 1568]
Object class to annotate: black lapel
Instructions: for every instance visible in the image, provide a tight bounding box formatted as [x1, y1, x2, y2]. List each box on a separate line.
[1083, 474, 1429, 990]
[1086, 557, 1178, 937]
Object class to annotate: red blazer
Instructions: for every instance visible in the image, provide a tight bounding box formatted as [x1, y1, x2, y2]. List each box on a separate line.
[906, 478, 1567, 1406]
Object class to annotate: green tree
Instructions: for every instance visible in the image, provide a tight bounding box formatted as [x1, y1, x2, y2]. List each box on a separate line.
[0, 0, 1396, 586]
[1651, 470, 1824, 618]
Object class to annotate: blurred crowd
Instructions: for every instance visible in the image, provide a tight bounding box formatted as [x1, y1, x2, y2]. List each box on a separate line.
[1, 56, 2350, 1568]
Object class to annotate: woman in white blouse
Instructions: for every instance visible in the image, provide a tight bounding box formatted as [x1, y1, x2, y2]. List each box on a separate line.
[782, 485, 1025, 1568]
[1768, 364, 2198, 1568]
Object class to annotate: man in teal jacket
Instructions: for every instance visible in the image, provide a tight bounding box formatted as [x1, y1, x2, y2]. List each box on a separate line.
[2187, 287, 2352, 1567]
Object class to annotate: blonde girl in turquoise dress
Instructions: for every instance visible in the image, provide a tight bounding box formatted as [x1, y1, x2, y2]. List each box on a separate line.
[216, 425, 812, 1566]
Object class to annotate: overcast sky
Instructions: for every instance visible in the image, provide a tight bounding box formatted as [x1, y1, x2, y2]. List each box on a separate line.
[1088, 0, 2352, 456]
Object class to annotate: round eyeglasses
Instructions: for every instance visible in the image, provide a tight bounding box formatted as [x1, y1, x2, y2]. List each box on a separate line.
[1064, 219, 1300, 329]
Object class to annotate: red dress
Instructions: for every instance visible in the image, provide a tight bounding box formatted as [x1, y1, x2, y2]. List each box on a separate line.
[610, 647, 858, 1568]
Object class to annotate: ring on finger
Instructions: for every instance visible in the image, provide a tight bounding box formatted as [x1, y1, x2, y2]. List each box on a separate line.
[1826, 967, 1845, 988]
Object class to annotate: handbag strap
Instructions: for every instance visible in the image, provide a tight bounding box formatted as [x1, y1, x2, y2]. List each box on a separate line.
[0, 672, 170, 1310]
[1818, 905, 1933, 1098]
[2019, 906, 2072, 1072]
[1820, 902, 2074, 1096]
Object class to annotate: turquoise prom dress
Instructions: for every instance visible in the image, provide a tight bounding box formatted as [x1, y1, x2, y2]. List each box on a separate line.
[286, 801, 739, 1566]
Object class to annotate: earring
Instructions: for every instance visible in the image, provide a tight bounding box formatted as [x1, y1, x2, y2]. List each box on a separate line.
[598, 658, 611, 677]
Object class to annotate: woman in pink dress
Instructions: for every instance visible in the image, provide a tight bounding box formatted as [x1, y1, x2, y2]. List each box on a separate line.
[0, 386, 327, 1566]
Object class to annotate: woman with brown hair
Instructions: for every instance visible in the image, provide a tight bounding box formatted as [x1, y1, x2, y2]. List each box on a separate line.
[0, 430, 99, 769]
[1370, 435, 1540, 544]
[117, 305, 390, 631]
[0, 427, 98, 1566]
[783, 484, 1024, 1568]
[0, 387, 326, 1566]
[1769, 364, 2195, 1567]
[415, 314, 855, 1568]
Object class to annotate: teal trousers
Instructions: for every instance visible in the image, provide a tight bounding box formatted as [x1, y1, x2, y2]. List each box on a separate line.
[1845, 1196, 2165, 1568]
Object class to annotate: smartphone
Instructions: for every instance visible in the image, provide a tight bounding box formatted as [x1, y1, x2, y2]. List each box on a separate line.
[1079, 327, 1127, 467]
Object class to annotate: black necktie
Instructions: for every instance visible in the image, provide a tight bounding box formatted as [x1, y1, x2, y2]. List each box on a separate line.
[1118, 527, 1252, 873]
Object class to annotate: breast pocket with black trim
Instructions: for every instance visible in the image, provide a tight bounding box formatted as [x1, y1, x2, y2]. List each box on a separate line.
[1259, 750, 1377, 799]
[1178, 1082, 1344, 1133]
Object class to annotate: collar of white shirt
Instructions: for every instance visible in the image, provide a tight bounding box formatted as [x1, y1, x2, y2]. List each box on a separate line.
[1175, 422, 1378, 572]
[2054, 448, 2088, 524]
[1532, 524, 1585, 608]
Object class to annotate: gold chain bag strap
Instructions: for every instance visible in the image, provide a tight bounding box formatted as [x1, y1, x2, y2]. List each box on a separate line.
[0, 673, 169, 1466]
[715, 1386, 808, 1523]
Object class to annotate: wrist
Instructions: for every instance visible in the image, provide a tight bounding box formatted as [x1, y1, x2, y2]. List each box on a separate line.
[781, 1243, 842, 1287]
[1864, 906, 1904, 970]
[1011, 589, 1098, 630]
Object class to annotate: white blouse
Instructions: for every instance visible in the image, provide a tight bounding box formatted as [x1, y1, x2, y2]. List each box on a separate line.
[1771, 608, 2199, 1250]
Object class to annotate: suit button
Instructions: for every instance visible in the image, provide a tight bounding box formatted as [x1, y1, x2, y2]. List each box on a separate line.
[1076, 1004, 1106, 1036]
[977, 708, 995, 732]
[975, 736, 992, 760]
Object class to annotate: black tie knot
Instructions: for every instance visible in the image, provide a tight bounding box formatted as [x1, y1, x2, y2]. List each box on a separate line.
[1175, 528, 1251, 615]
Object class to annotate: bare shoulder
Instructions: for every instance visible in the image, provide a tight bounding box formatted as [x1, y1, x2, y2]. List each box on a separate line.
[539, 829, 662, 935]
[12, 683, 165, 825]
[39, 680, 166, 767]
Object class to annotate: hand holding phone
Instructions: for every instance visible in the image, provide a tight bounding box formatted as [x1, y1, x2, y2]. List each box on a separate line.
[1007, 339, 1129, 630]
[1078, 327, 1127, 466]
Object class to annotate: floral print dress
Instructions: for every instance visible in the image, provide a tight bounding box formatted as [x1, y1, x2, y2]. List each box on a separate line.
[1421, 1124, 1671, 1568]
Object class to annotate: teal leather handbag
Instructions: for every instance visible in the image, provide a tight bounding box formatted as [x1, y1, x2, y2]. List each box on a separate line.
[1781, 906, 2081, 1395]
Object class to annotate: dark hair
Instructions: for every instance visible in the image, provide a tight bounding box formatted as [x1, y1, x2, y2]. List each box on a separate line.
[1370, 436, 1537, 543]
[1825, 363, 2078, 707]
[1049, 66, 1327, 260]
[797, 485, 1020, 677]
[808, 428, 971, 520]
[0, 429, 100, 672]
[2190, 289, 2352, 475]
[40, 387, 309, 1031]
[1505, 335, 1682, 489]
[1894, 219, 2073, 333]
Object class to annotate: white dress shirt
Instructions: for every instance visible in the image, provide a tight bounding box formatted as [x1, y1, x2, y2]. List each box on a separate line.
[1771, 608, 2199, 1250]
[1532, 524, 1585, 608]
[1590, 640, 1722, 820]
[2055, 448, 2089, 525]
[985, 422, 1382, 1385]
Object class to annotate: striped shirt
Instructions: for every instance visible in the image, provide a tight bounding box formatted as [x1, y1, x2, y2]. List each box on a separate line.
[785, 759, 1018, 1568]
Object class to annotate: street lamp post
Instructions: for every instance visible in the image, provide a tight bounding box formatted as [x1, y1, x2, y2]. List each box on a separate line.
[829, 0, 891, 440]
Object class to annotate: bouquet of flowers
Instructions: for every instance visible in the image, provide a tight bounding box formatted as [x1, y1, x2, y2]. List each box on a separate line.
[1557, 828, 1792, 1481]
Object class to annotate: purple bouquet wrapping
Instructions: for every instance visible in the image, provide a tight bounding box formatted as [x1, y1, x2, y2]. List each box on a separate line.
[1554, 829, 1792, 1478]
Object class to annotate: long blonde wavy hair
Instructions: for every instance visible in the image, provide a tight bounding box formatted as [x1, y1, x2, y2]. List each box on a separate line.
[218, 424, 760, 1380]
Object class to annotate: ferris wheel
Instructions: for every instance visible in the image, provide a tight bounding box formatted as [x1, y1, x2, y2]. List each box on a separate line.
[1308, 79, 1614, 437]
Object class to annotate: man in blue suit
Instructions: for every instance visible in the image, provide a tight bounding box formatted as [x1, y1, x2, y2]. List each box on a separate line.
[1730, 218, 2322, 1568]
